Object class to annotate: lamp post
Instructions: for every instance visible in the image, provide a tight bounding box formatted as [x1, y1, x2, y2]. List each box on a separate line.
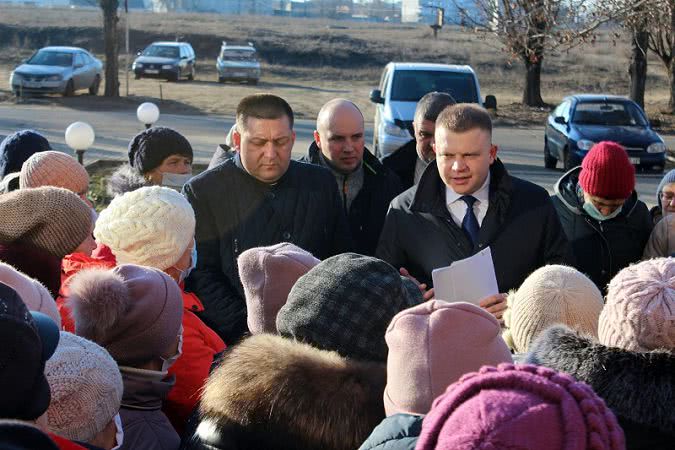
[137, 102, 160, 129]
[65, 122, 95, 165]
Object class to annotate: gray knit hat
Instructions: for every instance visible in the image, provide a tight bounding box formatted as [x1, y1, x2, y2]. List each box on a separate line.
[0, 186, 93, 258]
[128, 126, 193, 175]
[276, 253, 422, 362]
[656, 169, 675, 207]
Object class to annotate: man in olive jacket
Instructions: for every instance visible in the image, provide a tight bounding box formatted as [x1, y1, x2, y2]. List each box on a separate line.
[184, 94, 351, 343]
[376, 104, 569, 298]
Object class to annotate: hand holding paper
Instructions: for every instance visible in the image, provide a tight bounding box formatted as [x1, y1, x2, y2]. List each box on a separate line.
[431, 247, 499, 305]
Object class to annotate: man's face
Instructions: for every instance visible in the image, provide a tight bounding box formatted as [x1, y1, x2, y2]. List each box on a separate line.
[435, 127, 497, 195]
[661, 182, 675, 215]
[315, 107, 365, 174]
[583, 193, 626, 216]
[413, 119, 436, 163]
[234, 116, 295, 184]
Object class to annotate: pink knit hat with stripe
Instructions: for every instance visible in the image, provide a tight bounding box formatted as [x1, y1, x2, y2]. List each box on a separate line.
[415, 364, 625, 450]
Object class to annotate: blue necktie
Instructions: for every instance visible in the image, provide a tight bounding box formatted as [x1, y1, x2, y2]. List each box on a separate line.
[461, 195, 479, 246]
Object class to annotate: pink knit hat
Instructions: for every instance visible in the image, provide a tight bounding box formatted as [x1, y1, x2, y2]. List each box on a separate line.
[579, 141, 635, 200]
[0, 261, 61, 327]
[238, 243, 320, 334]
[19, 151, 89, 194]
[415, 364, 625, 450]
[384, 300, 512, 416]
[599, 257, 675, 352]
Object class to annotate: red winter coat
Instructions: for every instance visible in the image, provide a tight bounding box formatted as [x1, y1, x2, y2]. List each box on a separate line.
[164, 290, 226, 434]
[58, 243, 117, 331]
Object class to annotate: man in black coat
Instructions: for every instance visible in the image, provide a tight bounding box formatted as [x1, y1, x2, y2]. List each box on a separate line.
[376, 104, 569, 319]
[183, 94, 352, 343]
[551, 141, 652, 292]
[381, 92, 455, 190]
[303, 99, 402, 256]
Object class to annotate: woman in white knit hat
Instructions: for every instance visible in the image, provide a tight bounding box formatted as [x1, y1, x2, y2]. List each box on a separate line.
[92, 186, 225, 434]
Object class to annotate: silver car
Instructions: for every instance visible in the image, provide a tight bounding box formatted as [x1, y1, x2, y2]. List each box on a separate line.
[10, 46, 103, 97]
[217, 42, 261, 85]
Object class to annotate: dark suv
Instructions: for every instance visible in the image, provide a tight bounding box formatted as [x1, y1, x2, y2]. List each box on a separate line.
[132, 42, 196, 82]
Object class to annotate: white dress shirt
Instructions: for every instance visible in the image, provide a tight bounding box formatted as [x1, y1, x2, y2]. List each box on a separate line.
[446, 172, 491, 227]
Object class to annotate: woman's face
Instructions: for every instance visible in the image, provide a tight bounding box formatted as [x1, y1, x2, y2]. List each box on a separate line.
[145, 154, 192, 185]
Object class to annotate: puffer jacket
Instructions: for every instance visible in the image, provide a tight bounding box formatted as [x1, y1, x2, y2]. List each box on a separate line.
[358, 414, 423, 450]
[552, 167, 652, 291]
[183, 155, 352, 343]
[180, 333, 386, 450]
[526, 325, 675, 450]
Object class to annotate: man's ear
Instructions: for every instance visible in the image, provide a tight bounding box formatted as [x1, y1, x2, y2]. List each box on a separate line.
[489, 144, 498, 163]
[233, 130, 242, 149]
[313, 130, 321, 149]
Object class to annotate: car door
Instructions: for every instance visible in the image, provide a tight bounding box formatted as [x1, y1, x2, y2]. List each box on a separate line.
[72, 53, 88, 89]
[548, 100, 570, 159]
[80, 53, 96, 87]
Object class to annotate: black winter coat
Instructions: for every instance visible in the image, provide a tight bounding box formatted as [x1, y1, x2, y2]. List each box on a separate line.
[375, 159, 569, 291]
[552, 167, 653, 291]
[183, 155, 352, 343]
[381, 140, 417, 190]
[303, 143, 403, 256]
[358, 414, 423, 450]
[526, 325, 675, 450]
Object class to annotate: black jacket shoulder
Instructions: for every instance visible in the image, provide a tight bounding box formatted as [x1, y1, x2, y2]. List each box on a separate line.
[381, 140, 417, 190]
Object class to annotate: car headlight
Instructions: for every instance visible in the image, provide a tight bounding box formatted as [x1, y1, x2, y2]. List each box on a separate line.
[576, 139, 595, 151]
[383, 120, 410, 138]
[647, 142, 667, 153]
[45, 75, 62, 81]
[162, 65, 173, 70]
[134, 63, 142, 69]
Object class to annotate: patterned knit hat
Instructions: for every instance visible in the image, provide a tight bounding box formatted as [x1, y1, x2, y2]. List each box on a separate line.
[45, 332, 123, 443]
[68, 264, 183, 366]
[384, 301, 512, 416]
[128, 127, 193, 175]
[19, 151, 89, 195]
[579, 141, 635, 200]
[656, 168, 675, 207]
[277, 253, 422, 362]
[239, 243, 320, 334]
[415, 364, 625, 450]
[599, 257, 675, 352]
[0, 261, 60, 327]
[0, 187, 93, 258]
[0, 130, 51, 179]
[94, 186, 196, 270]
[503, 265, 604, 353]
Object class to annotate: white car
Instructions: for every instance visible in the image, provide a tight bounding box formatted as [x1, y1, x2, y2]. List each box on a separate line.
[369, 62, 496, 158]
[216, 42, 261, 85]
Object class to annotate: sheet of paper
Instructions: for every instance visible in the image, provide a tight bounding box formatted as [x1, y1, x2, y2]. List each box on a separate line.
[431, 247, 499, 305]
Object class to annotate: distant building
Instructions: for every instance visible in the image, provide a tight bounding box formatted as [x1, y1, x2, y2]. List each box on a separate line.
[150, 0, 274, 14]
[401, 0, 482, 25]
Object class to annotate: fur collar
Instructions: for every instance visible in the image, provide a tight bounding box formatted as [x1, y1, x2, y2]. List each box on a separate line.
[526, 325, 675, 435]
[198, 333, 386, 450]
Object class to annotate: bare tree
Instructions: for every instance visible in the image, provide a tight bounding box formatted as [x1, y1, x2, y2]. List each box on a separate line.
[646, 1, 675, 112]
[101, 0, 120, 97]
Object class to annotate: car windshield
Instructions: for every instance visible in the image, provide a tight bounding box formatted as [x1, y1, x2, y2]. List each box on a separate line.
[27, 51, 73, 67]
[221, 49, 256, 61]
[571, 101, 647, 127]
[143, 45, 179, 58]
[390, 70, 478, 103]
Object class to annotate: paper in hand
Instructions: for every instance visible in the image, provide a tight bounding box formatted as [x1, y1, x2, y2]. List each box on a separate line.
[431, 247, 499, 305]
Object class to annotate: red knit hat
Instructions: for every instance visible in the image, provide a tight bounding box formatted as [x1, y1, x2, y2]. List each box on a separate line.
[579, 141, 635, 200]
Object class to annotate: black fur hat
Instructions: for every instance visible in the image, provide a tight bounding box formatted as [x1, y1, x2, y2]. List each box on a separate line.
[127, 126, 193, 175]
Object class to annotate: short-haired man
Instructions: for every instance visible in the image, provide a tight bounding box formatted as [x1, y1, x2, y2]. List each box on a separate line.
[184, 94, 351, 343]
[376, 104, 569, 318]
[381, 92, 456, 189]
[304, 98, 402, 256]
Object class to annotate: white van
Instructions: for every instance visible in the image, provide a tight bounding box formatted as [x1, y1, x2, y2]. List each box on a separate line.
[369, 62, 496, 158]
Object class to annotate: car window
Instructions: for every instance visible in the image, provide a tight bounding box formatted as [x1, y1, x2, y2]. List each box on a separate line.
[553, 101, 566, 117]
[74, 53, 85, 67]
[143, 45, 180, 58]
[220, 49, 256, 61]
[381, 70, 391, 98]
[561, 101, 571, 121]
[390, 70, 478, 103]
[27, 50, 73, 67]
[571, 101, 647, 127]
[378, 68, 387, 91]
[81, 53, 92, 64]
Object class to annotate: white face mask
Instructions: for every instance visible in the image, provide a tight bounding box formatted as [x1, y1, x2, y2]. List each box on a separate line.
[111, 413, 124, 450]
[582, 200, 622, 222]
[160, 326, 184, 372]
[161, 172, 193, 190]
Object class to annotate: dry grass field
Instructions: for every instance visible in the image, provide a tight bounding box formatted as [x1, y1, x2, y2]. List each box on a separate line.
[0, 4, 673, 128]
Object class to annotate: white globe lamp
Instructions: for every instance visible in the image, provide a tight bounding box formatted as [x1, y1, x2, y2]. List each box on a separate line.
[137, 102, 160, 129]
[64, 121, 95, 165]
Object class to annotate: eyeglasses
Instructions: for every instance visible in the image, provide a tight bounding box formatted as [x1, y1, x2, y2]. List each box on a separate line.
[660, 192, 675, 202]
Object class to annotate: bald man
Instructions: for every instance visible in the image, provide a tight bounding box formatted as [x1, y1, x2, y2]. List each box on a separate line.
[303, 99, 403, 256]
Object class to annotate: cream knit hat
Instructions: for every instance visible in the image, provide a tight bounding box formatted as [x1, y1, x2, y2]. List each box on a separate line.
[45, 332, 123, 443]
[94, 186, 195, 270]
[19, 151, 89, 194]
[503, 265, 604, 353]
[0, 261, 60, 327]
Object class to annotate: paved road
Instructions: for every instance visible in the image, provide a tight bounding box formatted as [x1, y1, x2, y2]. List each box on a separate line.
[1, 104, 672, 207]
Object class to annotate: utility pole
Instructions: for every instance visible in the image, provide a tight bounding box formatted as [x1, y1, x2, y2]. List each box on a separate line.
[124, 0, 129, 97]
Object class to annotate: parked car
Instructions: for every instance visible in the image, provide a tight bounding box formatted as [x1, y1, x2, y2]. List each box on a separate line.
[368, 62, 496, 158]
[9, 46, 102, 97]
[132, 42, 196, 82]
[545, 94, 666, 172]
[216, 42, 261, 85]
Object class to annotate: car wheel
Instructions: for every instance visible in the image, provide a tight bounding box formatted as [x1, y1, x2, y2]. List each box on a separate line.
[544, 139, 557, 169]
[63, 79, 75, 97]
[563, 147, 576, 171]
[247, 78, 258, 85]
[218, 76, 225, 83]
[187, 67, 195, 81]
[168, 72, 179, 82]
[134, 73, 141, 80]
[88, 75, 101, 96]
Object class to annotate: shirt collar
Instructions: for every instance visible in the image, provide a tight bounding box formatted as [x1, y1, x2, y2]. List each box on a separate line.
[446, 171, 491, 205]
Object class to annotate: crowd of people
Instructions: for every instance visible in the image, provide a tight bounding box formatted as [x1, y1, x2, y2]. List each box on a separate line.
[0, 91, 673, 450]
